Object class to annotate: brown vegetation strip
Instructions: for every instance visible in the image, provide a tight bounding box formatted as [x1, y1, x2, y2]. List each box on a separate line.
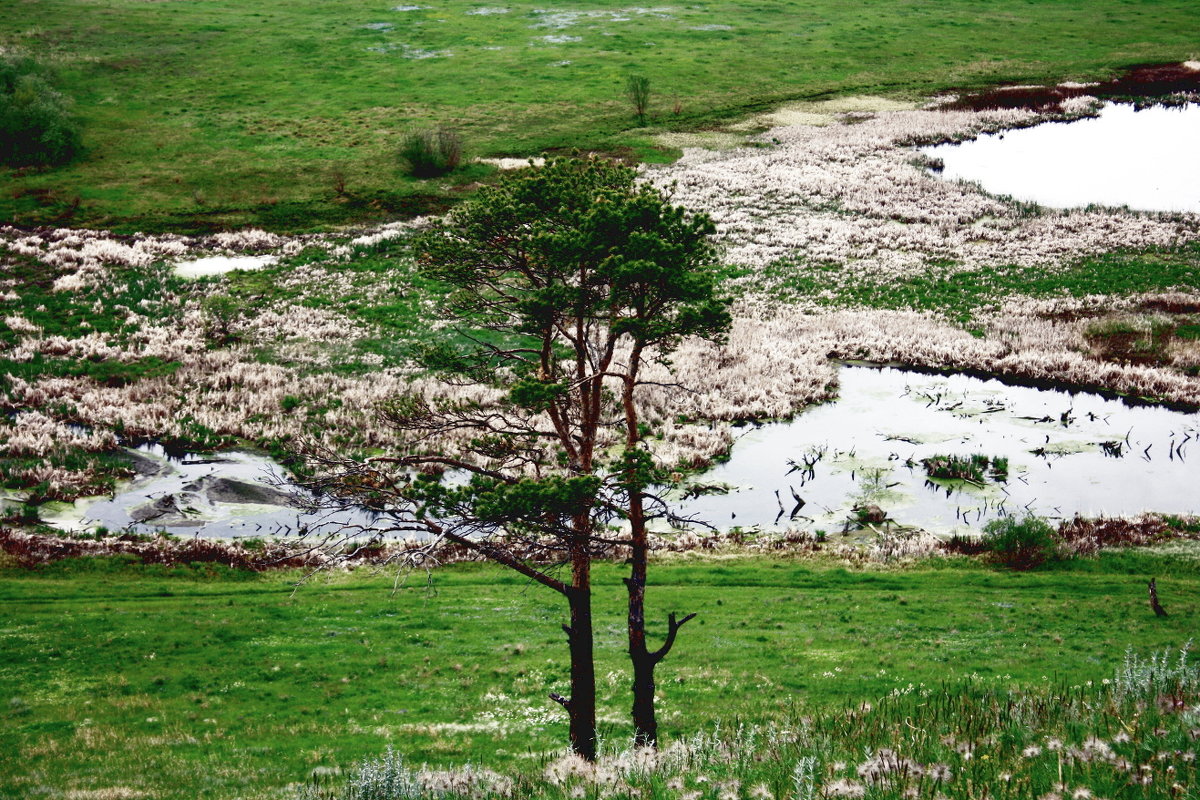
[944, 63, 1200, 112]
[3, 515, 1197, 572]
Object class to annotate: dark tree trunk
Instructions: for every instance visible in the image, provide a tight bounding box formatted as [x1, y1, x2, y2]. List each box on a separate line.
[567, 586, 597, 760]
[620, 342, 695, 748]
[626, 534, 658, 747]
[626, 523, 695, 748]
[552, 552, 598, 761]
[631, 651, 659, 747]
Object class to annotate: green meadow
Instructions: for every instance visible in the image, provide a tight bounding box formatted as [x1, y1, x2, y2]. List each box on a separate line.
[2, 0, 1199, 230]
[1, 551, 1197, 798]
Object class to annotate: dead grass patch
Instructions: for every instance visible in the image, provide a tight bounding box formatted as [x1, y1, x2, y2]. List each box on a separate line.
[65, 789, 148, 800]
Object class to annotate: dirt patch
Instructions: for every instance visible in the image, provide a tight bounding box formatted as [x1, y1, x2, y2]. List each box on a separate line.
[476, 156, 546, 170]
[1086, 329, 1165, 366]
[1082, 311, 1200, 371]
[729, 95, 919, 131]
[1140, 295, 1200, 314]
[944, 62, 1200, 112]
[653, 131, 747, 150]
[541, 145, 644, 164]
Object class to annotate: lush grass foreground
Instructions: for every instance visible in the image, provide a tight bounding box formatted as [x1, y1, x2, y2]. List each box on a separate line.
[2, 0, 1199, 230]
[0, 551, 1196, 798]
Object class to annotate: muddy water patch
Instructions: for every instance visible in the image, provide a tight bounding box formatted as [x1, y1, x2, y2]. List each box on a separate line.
[529, 7, 674, 28]
[921, 103, 1200, 214]
[41, 445, 381, 540]
[676, 366, 1200, 533]
[477, 156, 546, 170]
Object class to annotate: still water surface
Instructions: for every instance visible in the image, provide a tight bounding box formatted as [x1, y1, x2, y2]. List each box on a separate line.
[922, 103, 1200, 214]
[676, 366, 1200, 533]
[41, 368, 1200, 539]
[44, 444, 379, 540]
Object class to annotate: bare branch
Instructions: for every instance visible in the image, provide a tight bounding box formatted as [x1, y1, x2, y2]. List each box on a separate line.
[650, 611, 698, 664]
[438, 526, 571, 596]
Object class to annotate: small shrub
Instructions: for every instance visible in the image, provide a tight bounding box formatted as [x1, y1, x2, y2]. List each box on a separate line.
[625, 74, 651, 124]
[398, 126, 463, 178]
[200, 293, 244, 345]
[329, 163, 349, 196]
[982, 515, 1061, 569]
[0, 56, 83, 167]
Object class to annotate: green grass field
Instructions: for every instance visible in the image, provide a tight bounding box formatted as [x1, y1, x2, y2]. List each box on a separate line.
[1, 551, 1196, 798]
[2, 0, 1199, 231]
[766, 243, 1200, 325]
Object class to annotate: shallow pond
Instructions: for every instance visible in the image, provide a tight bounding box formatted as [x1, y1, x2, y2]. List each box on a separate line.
[39, 368, 1200, 540]
[675, 366, 1200, 533]
[921, 102, 1200, 214]
[174, 254, 277, 279]
[43, 444, 379, 540]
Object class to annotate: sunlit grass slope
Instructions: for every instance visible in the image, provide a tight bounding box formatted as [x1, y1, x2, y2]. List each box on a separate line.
[1, 0, 1198, 229]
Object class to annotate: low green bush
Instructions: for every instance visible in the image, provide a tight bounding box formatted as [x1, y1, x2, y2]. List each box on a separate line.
[398, 126, 463, 178]
[982, 514, 1061, 569]
[0, 56, 83, 167]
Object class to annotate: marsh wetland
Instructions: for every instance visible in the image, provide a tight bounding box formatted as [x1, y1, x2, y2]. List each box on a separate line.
[679, 366, 1200, 533]
[4, 3, 1200, 799]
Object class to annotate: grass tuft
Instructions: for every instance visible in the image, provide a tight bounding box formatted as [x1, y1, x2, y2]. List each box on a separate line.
[399, 127, 464, 178]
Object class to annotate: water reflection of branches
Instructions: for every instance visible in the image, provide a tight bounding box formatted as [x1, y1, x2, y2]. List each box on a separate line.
[773, 486, 806, 524]
[786, 444, 828, 485]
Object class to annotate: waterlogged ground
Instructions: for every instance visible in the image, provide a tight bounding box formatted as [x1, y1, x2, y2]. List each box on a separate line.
[677, 366, 1200, 533]
[5, 89, 1200, 529]
[40, 365, 1200, 540]
[174, 254, 278, 279]
[38, 445, 380, 539]
[922, 102, 1200, 214]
